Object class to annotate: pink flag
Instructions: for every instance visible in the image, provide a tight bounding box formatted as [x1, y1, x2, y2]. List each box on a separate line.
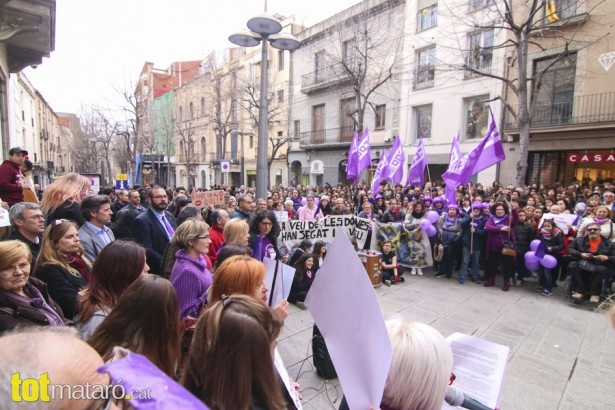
[406, 138, 427, 187]
[385, 135, 405, 185]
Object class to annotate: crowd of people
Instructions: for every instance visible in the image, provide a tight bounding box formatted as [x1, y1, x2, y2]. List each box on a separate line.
[1, 142, 615, 408]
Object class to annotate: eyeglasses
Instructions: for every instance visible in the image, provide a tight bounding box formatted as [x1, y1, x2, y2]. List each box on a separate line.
[1, 261, 30, 275]
[587, 228, 600, 232]
[196, 235, 210, 240]
[260, 221, 273, 226]
[22, 214, 45, 221]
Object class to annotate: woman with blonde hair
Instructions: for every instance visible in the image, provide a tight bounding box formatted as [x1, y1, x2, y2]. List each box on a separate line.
[0, 240, 67, 333]
[170, 219, 213, 319]
[41, 173, 91, 226]
[182, 294, 285, 409]
[34, 220, 91, 319]
[222, 218, 250, 247]
[88, 274, 180, 377]
[577, 205, 615, 241]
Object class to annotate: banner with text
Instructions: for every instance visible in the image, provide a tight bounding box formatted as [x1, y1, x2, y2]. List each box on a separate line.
[277, 215, 371, 256]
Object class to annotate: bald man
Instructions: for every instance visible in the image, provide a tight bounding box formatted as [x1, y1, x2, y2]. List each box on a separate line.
[0, 327, 114, 409]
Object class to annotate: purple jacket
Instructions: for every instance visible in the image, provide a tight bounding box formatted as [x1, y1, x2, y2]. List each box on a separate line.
[485, 208, 519, 258]
[170, 250, 212, 319]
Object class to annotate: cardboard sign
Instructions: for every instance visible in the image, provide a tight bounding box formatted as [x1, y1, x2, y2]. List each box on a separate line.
[190, 190, 225, 208]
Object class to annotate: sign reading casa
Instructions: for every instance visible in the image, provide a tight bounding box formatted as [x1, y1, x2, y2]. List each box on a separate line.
[568, 152, 615, 163]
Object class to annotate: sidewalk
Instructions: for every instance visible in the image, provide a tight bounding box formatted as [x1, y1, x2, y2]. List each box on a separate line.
[278, 268, 615, 409]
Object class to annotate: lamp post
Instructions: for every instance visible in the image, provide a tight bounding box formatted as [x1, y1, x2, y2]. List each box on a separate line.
[229, 13, 300, 199]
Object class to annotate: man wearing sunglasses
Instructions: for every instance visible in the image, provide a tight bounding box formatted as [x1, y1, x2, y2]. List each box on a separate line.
[567, 222, 615, 303]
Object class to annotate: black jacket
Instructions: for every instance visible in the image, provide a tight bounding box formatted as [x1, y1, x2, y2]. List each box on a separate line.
[567, 235, 615, 267]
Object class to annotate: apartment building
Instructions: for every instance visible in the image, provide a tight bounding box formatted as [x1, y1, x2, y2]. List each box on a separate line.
[288, 0, 406, 187]
[500, 0, 615, 187]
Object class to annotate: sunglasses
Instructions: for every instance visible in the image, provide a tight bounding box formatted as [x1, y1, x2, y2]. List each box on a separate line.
[587, 228, 600, 232]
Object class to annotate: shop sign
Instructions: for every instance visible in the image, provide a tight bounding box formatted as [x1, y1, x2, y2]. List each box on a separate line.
[568, 152, 615, 163]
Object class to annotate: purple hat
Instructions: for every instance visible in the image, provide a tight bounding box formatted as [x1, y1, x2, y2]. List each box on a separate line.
[472, 202, 483, 210]
[433, 196, 444, 204]
[375, 194, 383, 200]
[423, 195, 433, 203]
[482, 202, 490, 209]
[447, 204, 459, 211]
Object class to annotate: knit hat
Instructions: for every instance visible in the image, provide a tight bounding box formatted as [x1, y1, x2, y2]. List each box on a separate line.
[320, 195, 330, 202]
[471, 202, 483, 210]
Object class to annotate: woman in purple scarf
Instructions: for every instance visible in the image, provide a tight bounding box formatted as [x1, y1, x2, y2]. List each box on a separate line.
[484, 202, 519, 291]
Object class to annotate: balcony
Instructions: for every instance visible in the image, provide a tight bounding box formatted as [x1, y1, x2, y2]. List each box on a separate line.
[299, 126, 355, 149]
[413, 66, 434, 90]
[301, 62, 354, 94]
[503, 92, 615, 130]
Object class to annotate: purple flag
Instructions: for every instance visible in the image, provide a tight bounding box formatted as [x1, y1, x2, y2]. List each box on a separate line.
[406, 138, 427, 187]
[442, 133, 462, 201]
[385, 135, 405, 185]
[467, 110, 505, 177]
[535, 240, 547, 259]
[371, 149, 390, 194]
[356, 128, 372, 176]
[345, 131, 359, 181]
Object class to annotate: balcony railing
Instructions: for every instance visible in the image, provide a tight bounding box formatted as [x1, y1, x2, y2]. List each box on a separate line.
[503, 92, 615, 130]
[413, 66, 435, 90]
[299, 126, 355, 148]
[301, 62, 353, 93]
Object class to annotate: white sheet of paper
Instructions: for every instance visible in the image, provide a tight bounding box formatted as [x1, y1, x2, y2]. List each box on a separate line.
[274, 348, 303, 410]
[442, 332, 510, 409]
[263, 257, 294, 307]
[305, 229, 392, 410]
[538, 213, 577, 234]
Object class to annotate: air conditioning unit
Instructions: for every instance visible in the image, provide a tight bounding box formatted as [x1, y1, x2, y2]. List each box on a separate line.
[505, 134, 516, 143]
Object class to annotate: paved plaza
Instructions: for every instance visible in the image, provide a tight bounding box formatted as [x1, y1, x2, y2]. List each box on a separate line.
[278, 268, 615, 410]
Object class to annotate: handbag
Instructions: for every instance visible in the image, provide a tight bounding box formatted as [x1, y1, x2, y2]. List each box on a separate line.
[578, 259, 598, 272]
[501, 216, 516, 257]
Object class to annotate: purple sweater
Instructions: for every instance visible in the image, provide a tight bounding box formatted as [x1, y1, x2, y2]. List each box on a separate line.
[485, 208, 519, 258]
[170, 250, 212, 318]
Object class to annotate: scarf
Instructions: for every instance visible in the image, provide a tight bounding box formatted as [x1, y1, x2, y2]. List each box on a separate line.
[411, 211, 425, 219]
[594, 217, 609, 225]
[540, 228, 552, 239]
[70, 254, 91, 282]
[492, 214, 509, 227]
[444, 213, 459, 228]
[306, 270, 313, 279]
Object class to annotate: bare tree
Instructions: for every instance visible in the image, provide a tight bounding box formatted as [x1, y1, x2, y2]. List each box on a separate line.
[321, 0, 406, 134]
[113, 82, 147, 184]
[446, 0, 607, 186]
[176, 119, 198, 187]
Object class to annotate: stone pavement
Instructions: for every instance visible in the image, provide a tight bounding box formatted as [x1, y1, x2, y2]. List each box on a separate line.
[277, 268, 615, 410]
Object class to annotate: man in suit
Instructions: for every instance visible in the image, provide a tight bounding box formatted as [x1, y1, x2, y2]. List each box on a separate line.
[132, 186, 177, 275]
[78, 195, 115, 263]
[111, 189, 144, 239]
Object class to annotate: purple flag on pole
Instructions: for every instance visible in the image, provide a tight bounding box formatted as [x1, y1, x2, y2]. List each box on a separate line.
[442, 133, 462, 201]
[356, 128, 372, 176]
[346, 131, 359, 181]
[371, 149, 389, 194]
[385, 135, 405, 185]
[535, 240, 547, 259]
[467, 110, 505, 177]
[406, 138, 427, 187]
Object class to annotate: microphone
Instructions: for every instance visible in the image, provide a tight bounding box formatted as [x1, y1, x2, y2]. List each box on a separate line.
[444, 386, 494, 410]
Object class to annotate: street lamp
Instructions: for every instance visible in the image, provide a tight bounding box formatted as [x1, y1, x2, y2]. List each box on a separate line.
[229, 13, 300, 199]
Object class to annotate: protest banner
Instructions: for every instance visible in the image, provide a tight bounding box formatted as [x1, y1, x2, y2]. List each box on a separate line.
[190, 190, 225, 208]
[276, 215, 371, 256]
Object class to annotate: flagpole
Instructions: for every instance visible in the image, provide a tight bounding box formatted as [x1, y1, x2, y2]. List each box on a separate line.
[426, 165, 432, 189]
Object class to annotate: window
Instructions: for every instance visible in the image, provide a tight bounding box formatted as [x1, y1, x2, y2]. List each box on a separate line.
[342, 38, 357, 70]
[340, 98, 355, 142]
[417, 3, 438, 31]
[277, 89, 284, 103]
[532, 54, 576, 126]
[231, 98, 237, 123]
[469, 0, 493, 11]
[312, 104, 325, 144]
[189, 102, 194, 119]
[415, 46, 436, 90]
[293, 120, 300, 139]
[278, 50, 285, 71]
[315, 51, 326, 83]
[415, 105, 432, 140]
[201, 97, 206, 117]
[466, 29, 494, 76]
[249, 135, 254, 149]
[178, 106, 183, 123]
[201, 137, 206, 161]
[375, 105, 386, 130]
[545, 0, 578, 23]
[464, 96, 490, 139]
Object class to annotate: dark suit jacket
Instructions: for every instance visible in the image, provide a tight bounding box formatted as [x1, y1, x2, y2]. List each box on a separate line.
[34, 264, 89, 320]
[132, 208, 177, 275]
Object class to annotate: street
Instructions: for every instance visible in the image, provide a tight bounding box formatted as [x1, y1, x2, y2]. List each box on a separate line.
[278, 267, 615, 409]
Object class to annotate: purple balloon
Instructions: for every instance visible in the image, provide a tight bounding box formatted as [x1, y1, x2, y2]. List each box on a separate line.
[426, 224, 437, 237]
[525, 260, 540, 271]
[530, 239, 541, 252]
[419, 219, 431, 230]
[301, 198, 306, 206]
[426, 211, 439, 224]
[524, 251, 539, 263]
[314, 198, 319, 206]
[540, 254, 558, 269]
